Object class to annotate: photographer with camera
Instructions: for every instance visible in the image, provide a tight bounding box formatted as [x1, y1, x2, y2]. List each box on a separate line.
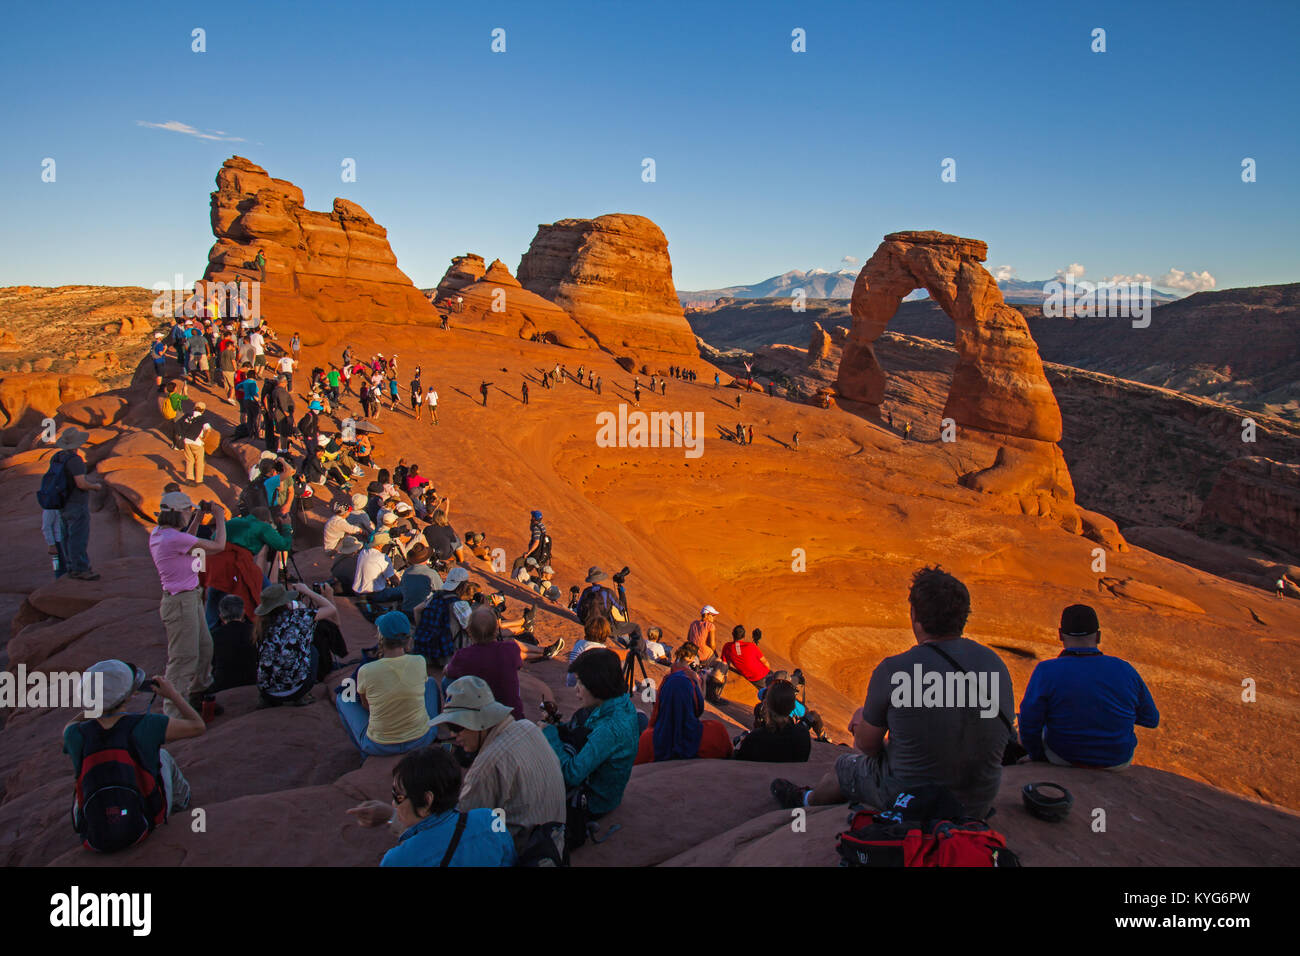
[352, 532, 404, 607]
[149, 492, 228, 718]
[575, 566, 644, 652]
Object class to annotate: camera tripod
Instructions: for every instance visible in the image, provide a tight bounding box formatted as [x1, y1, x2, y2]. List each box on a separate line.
[621, 638, 649, 697]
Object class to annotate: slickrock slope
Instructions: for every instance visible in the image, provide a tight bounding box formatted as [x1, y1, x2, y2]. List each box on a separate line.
[518, 214, 699, 359]
[440, 258, 595, 348]
[202, 157, 437, 339]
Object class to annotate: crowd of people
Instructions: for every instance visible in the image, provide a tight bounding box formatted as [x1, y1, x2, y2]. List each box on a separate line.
[54, 302, 1165, 866]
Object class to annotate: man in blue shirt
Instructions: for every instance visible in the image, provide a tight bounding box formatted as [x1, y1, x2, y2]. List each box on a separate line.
[1018, 604, 1159, 770]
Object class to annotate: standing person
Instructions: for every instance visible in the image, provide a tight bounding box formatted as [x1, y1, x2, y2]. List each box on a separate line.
[736, 422, 745, 445]
[290, 332, 301, 365]
[633, 380, 641, 407]
[149, 492, 228, 717]
[359, 381, 373, 419]
[425, 385, 438, 424]
[255, 248, 266, 283]
[41, 428, 104, 581]
[1277, 577, 1287, 598]
[479, 381, 492, 407]
[660, 379, 666, 396]
[326, 365, 341, 404]
[388, 375, 401, 412]
[178, 402, 213, 485]
[595, 375, 602, 396]
[411, 379, 424, 420]
[746, 425, 754, 446]
[521, 379, 529, 406]
[456, 294, 464, 313]
[440, 312, 449, 331]
[276, 351, 296, 393]
[236, 370, 260, 434]
[903, 421, 912, 441]
[150, 332, 168, 391]
[218, 337, 237, 404]
[735, 393, 742, 409]
[185, 329, 209, 385]
[714, 372, 721, 389]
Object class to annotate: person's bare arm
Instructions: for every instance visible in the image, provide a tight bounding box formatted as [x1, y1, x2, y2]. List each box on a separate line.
[290, 582, 339, 624]
[155, 676, 207, 740]
[854, 719, 886, 756]
[193, 507, 228, 553]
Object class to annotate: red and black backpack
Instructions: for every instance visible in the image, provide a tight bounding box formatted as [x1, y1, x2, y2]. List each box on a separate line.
[836, 784, 1021, 867]
[72, 716, 168, 853]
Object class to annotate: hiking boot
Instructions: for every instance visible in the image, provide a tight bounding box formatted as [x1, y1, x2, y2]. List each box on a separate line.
[523, 606, 536, 629]
[541, 638, 565, 660]
[770, 778, 811, 810]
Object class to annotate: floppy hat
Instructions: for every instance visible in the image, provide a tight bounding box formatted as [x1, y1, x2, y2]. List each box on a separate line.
[430, 676, 513, 731]
[407, 543, 430, 564]
[351, 493, 368, 510]
[80, 660, 147, 715]
[395, 502, 412, 515]
[376, 611, 411, 642]
[370, 532, 392, 548]
[254, 583, 294, 616]
[442, 566, 470, 590]
[337, 536, 363, 555]
[585, 566, 608, 583]
[382, 513, 398, 526]
[54, 427, 90, 451]
[310, 401, 323, 412]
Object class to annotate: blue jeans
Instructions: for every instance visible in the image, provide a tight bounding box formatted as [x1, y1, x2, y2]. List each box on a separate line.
[58, 504, 91, 575]
[335, 674, 442, 758]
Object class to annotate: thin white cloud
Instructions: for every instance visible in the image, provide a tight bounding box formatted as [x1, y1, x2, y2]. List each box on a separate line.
[1054, 263, 1086, 280]
[1102, 273, 1152, 284]
[840, 255, 859, 267]
[136, 120, 245, 142]
[1159, 268, 1216, 292]
[993, 264, 1016, 282]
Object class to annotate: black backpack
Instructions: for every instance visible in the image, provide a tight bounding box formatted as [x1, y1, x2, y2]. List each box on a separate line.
[237, 478, 271, 517]
[36, 451, 74, 510]
[535, 533, 553, 565]
[72, 716, 168, 853]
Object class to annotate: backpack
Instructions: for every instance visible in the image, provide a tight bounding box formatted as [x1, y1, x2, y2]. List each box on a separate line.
[236, 478, 271, 517]
[36, 451, 74, 510]
[535, 532, 553, 565]
[411, 591, 461, 662]
[835, 785, 1020, 868]
[72, 716, 168, 853]
[517, 821, 568, 867]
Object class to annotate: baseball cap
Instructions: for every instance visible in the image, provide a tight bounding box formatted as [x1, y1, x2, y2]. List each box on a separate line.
[530, 510, 543, 521]
[442, 566, 470, 590]
[525, 557, 538, 567]
[159, 491, 194, 512]
[541, 565, 554, 574]
[80, 660, 147, 716]
[1060, 604, 1100, 637]
[701, 605, 718, 616]
[376, 611, 412, 642]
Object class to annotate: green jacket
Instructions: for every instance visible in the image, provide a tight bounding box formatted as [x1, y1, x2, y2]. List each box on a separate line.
[543, 693, 639, 816]
[225, 516, 293, 555]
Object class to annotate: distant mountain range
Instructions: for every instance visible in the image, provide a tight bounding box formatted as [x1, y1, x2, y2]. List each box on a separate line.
[679, 271, 1181, 306]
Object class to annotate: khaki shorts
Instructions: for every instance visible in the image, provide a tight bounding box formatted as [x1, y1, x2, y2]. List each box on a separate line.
[835, 750, 900, 810]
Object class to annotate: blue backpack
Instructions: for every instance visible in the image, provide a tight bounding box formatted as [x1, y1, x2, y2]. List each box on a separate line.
[36, 452, 74, 510]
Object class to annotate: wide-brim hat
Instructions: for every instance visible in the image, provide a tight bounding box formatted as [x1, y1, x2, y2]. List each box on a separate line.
[336, 536, 363, 556]
[55, 427, 90, 451]
[585, 566, 608, 583]
[429, 676, 513, 731]
[254, 583, 293, 616]
[407, 543, 430, 564]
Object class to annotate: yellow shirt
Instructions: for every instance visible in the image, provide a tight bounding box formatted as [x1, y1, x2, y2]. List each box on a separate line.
[357, 655, 430, 744]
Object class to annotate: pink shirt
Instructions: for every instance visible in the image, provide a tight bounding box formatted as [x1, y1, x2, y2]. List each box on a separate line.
[149, 526, 202, 594]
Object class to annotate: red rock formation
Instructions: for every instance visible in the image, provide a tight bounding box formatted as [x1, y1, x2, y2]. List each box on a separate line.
[450, 259, 594, 348]
[837, 231, 1062, 442]
[808, 321, 832, 363]
[0, 373, 100, 428]
[1197, 457, 1300, 558]
[517, 214, 698, 356]
[433, 253, 486, 300]
[202, 157, 436, 339]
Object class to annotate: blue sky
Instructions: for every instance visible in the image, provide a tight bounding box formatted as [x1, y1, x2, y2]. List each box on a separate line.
[3, 0, 1297, 294]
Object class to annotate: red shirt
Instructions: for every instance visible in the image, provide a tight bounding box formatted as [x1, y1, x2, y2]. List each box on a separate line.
[721, 640, 769, 683]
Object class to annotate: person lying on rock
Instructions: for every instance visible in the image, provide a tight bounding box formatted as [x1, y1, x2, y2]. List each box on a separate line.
[543, 648, 640, 819]
[348, 746, 517, 867]
[770, 566, 1014, 820]
[1016, 604, 1159, 770]
[335, 611, 441, 756]
[633, 653, 733, 765]
[735, 679, 811, 763]
[430, 676, 567, 856]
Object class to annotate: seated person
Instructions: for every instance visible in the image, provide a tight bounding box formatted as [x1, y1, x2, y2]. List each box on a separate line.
[346, 492, 375, 537]
[566, 615, 612, 687]
[64, 663, 207, 844]
[399, 543, 443, 620]
[254, 582, 339, 707]
[757, 670, 827, 741]
[1017, 604, 1159, 770]
[531, 565, 563, 603]
[323, 499, 361, 554]
[514, 556, 539, 585]
[345, 746, 516, 866]
[424, 507, 467, 564]
[330, 536, 363, 595]
[352, 533, 403, 604]
[210, 594, 257, 693]
[335, 612, 440, 757]
[445, 607, 527, 719]
[634, 664, 733, 765]
[431, 677, 567, 855]
[542, 648, 640, 818]
[720, 625, 770, 688]
[770, 566, 1014, 820]
[735, 679, 812, 763]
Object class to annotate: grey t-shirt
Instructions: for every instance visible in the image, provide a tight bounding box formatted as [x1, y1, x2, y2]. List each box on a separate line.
[863, 637, 1014, 817]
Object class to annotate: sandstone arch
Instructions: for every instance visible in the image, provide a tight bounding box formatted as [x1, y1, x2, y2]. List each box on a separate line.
[835, 231, 1063, 443]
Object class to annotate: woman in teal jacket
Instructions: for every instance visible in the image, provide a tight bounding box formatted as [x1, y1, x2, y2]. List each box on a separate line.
[543, 648, 639, 816]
